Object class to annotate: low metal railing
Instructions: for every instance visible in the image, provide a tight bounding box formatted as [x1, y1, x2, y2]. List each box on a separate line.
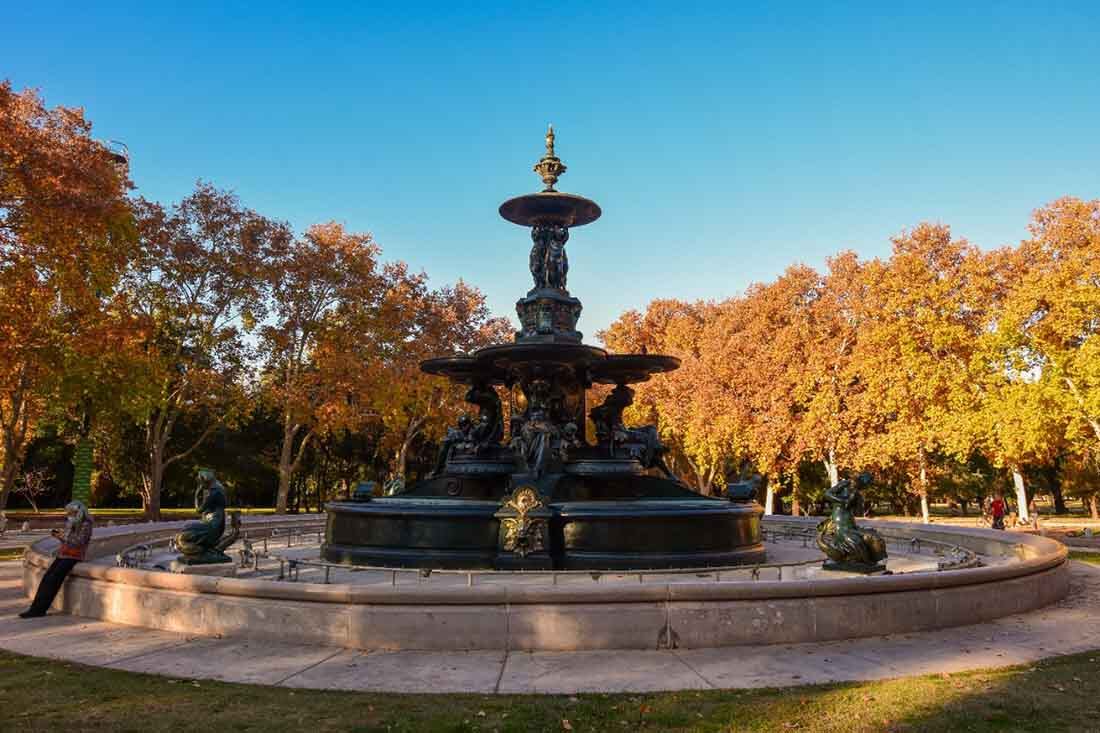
[112, 519, 979, 583]
[114, 521, 325, 569]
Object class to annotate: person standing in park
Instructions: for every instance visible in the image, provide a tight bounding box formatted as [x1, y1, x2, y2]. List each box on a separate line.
[19, 501, 93, 618]
[990, 493, 1008, 530]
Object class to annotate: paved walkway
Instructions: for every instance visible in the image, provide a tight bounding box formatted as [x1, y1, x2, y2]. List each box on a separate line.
[3, 559, 1100, 694]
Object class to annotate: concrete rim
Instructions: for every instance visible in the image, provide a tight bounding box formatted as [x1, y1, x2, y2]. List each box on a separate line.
[3, 559, 1097, 694]
[21, 516, 1070, 651]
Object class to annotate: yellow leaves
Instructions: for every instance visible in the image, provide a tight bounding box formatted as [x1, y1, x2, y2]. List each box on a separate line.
[601, 200, 1100, 495]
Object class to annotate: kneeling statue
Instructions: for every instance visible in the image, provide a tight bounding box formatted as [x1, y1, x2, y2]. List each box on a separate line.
[175, 469, 239, 565]
[816, 473, 887, 573]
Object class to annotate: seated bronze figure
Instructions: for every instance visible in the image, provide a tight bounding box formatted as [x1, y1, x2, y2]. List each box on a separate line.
[175, 469, 239, 565]
[816, 473, 888, 573]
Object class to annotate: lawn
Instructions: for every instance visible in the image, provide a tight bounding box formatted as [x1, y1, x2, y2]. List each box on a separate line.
[2, 649, 1100, 732]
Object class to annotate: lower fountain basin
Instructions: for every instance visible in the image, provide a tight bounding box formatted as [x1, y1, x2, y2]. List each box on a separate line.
[322, 495, 764, 570]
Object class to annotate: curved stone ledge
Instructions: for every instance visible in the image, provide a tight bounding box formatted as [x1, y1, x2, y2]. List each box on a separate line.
[22, 515, 1070, 650]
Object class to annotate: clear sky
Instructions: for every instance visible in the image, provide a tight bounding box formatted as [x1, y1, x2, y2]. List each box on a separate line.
[6, 2, 1099, 337]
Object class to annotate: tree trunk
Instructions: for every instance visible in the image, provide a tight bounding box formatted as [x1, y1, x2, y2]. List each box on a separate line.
[0, 460, 17, 513]
[824, 449, 839, 487]
[1011, 467, 1029, 523]
[142, 442, 165, 521]
[1051, 484, 1067, 515]
[697, 468, 715, 496]
[276, 413, 315, 514]
[1090, 494, 1099, 521]
[396, 417, 427, 481]
[791, 497, 801, 516]
[276, 418, 298, 514]
[1044, 461, 1068, 514]
[764, 482, 775, 515]
[918, 459, 930, 524]
[142, 465, 163, 521]
[0, 387, 31, 512]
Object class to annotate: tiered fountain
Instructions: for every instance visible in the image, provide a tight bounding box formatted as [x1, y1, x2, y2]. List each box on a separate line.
[323, 127, 764, 570]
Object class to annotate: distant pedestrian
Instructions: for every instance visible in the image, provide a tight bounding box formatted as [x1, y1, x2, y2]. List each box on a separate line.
[19, 501, 93, 619]
[1029, 497, 1040, 531]
[990, 493, 1007, 531]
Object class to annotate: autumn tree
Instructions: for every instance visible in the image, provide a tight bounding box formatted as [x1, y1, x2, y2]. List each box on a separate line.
[695, 271, 816, 508]
[0, 81, 136, 510]
[124, 183, 289, 518]
[601, 299, 741, 494]
[260, 222, 383, 513]
[368, 276, 510, 481]
[1000, 198, 1100, 471]
[849, 224, 989, 522]
[797, 252, 874, 488]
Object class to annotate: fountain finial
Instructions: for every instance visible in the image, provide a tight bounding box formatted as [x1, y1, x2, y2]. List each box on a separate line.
[533, 124, 567, 192]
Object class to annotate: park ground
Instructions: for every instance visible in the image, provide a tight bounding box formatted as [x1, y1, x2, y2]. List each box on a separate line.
[3, 647, 1100, 732]
[3, 513, 1100, 731]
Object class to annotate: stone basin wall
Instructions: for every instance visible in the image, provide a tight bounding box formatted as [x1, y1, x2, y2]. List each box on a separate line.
[22, 516, 1068, 651]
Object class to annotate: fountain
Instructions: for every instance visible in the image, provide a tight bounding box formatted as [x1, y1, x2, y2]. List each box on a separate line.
[322, 127, 765, 570]
[21, 129, 1070, 650]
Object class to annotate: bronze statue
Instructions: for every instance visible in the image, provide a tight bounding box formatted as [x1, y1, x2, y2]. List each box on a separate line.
[512, 406, 560, 478]
[726, 474, 762, 503]
[816, 473, 887, 573]
[432, 415, 473, 476]
[466, 382, 504, 451]
[545, 225, 569, 289]
[614, 424, 676, 479]
[383, 476, 407, 496]
[175, 469, 239, 565]
[529, 224, 569, 291]
[590, 385, 635, 450]
[529, 227, 548, 289]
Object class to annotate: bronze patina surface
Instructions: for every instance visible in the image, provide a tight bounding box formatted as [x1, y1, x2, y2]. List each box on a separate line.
[816, 473, 889, 573]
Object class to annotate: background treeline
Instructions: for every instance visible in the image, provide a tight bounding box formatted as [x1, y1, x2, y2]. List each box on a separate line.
[600, 207, 1100, 522]
[0, 81, 509, 518]
[3, 81, 1098, 521]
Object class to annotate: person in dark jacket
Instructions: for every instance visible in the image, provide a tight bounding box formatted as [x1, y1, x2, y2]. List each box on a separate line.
[19, 500, 93, 618]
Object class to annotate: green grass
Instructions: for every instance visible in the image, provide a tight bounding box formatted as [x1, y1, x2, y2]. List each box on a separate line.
[3, 649, 1100, 732]
[0, 548, 24, 561]
[1068, 551, 1100, 564]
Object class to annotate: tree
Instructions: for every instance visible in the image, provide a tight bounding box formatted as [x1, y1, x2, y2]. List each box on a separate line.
[850, 224, 988, 522]
[0, 81, 135, 510]
[698, 270, 816, 508]
[124, 183, 289, 519]
[364, 276, 510, 481]
[260, 222, 383, 513]
[601, 299, 740, 494]
[799, 253, 873, 488]
[1000, 198, 1100, 473]
[12, 468, 51, 512]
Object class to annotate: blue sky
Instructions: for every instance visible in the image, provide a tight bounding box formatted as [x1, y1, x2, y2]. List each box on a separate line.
[6, 2, 1099, 338]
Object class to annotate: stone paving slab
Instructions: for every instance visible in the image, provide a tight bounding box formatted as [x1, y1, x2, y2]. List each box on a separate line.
[280, 649, 506, 693]
[676, 642, 899, 688]
[0, 616, 192, 666]
[4, 560, 1100, 694]
[498, 650, 711, 693]
[107, 637, 345, 685]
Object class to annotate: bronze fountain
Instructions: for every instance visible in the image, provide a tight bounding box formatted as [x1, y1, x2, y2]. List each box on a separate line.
[323, 127, 765, 570]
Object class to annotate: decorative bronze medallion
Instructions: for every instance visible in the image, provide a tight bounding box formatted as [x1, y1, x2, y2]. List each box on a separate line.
[499, 485, 547, 557]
